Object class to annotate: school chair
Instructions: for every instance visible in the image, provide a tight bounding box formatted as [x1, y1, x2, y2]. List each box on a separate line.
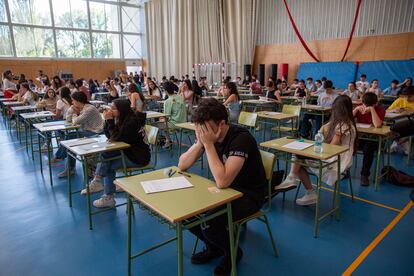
[237, 111, 257, 135]
[270, 104, 301, 138]
[192, 150, 279, 257]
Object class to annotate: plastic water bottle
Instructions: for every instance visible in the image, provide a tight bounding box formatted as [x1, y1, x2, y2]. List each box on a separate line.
[302, 97, 307, 107]
[314, 130, 324, 153]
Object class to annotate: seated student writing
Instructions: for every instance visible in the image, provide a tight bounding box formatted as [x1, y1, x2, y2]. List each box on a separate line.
[353, 92, 385, 186]
[154, 81, 187, 148]
[294, 80, 309, 98]
[300, 80, 337, 138]
[276, 95, 357, 205]
[56, 92, 104, 177]
[81, 99, 150, 208]
[222, 81, 241, 123]
[383, 80, 400, 97]
[178, 98, 266, 276]
[367, 79, 383, 98]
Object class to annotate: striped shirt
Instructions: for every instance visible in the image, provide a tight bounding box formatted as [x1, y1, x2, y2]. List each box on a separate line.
[71, 104, 104, 133]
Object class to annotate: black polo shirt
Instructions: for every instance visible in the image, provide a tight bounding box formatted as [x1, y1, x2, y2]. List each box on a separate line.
[214, 125, 267, 205]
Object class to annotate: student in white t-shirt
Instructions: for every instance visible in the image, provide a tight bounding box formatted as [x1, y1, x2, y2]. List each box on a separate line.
[18, 83, 39, 106]
[55, 87, 72, 120]
[367, 79, 383, 98]
[356, 74, 370, 93]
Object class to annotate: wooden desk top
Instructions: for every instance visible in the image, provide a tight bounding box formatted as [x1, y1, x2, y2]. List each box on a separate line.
[242, 99, 275, 105]
[385, 109, 414, 119]
[260, 137, 349, 161]
[356, 125, 391, 136]
[0, 98, 13, 102]
[145, 111, 169, 119]
[20, 111, 55, 119]
[301, 104, 332, 111]
[3, 101, 23, 106]
[11, 105, 38, 112]
[257, 111, 298, 120]
[114, 166, 242, 223]
[175, 122, 196, 131]
[33, 120, 79, 132]
[60, 135, 130, 156]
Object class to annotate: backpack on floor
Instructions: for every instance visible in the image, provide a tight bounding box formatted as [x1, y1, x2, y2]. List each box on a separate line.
[381, 166, 414, 187]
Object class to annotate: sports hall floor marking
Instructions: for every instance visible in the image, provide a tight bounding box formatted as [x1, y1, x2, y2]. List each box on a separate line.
[342, 200, 413, 275]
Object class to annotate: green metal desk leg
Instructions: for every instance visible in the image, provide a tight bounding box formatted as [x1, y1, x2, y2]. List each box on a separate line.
[178, 128, 183, 156]
[374, 136, 383, 191]
[262, 119, 266, 141]
[314, 161, 323, 238]
[30, 124, 34, 160]
[176, 222, 183, 276]
[38, 133, 43, 173]
[68, 153, 73, 207]
[24, 120, 28, 153]
[16, 112, 20, 141]
[226, 202, 236, 276]
[47, 134, 53, 186]
[83, 157, 93, 230]
[336, 157, 341, 220]
[127, 196, 132, 276]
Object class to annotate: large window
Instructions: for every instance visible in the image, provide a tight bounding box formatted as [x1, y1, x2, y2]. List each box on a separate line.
[0, 0, 144, 59]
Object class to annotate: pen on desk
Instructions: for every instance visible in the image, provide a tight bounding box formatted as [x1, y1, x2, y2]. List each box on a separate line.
[169, 170, 176, 177]
[178, 171, 191, 177]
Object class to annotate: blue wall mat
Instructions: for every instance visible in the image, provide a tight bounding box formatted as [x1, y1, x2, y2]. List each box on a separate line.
[357, 60, 414, 90]
[297, 62, 357, 89]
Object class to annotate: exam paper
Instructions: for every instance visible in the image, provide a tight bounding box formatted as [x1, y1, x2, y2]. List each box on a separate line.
[356, 123, 372, 128]
[141, 176, 194, 194]
[282, 141, 313, 150]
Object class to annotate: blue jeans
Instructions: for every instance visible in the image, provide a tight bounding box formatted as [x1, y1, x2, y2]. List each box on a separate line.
[300, 113, 322, 139]
[56, 130, 100, 170]
[95, 151, 140, 195]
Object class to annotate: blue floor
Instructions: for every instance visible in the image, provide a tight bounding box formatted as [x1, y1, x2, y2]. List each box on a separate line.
[0, 117, 413, 276]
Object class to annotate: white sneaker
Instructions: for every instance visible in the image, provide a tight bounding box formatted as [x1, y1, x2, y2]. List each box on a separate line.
[296, 189, 317, 206]
[93, 194, 116, 208]
[81, 178, 104, 195]
[58, 169, 75, 178]
[390, 141, 398, 153]
[163, 141, 172, 149]
[275, 174, 299, 191]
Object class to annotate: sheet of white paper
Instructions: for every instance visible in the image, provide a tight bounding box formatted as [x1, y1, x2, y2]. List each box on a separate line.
[67, 138, 99, 147]
[264, 112, 282, 116]
[385, 112, 400, 118]
[141, 176, 193, 194]
[78, 141, 114, 152]
[356, 123, 372, 128]
[282, 141, 313, 150]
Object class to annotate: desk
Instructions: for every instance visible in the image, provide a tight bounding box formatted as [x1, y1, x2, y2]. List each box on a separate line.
[380, 96, 396, 108]
[11, 105, 38, 141]
[260, 137, 348, 237]
[93, 92, 109, 100]
[257, 111, 298, 140]
[61, 135, 130, 229]
[281, 96, 300, 105]
[89, 100, 105, 107]
[242, 99, 276, 112]
[20, 111, 55, 157]
[115, 166, 242, 276]
[33, 121, 80, 186]
[357, 125, 392, 191]
[301, 104, 332, 126]
[175, 122, 196, 155]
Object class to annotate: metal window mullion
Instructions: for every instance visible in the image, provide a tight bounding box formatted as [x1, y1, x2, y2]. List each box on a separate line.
[119, 4, 124, 59]
[49, 0, 58, 58]
[4, 0, 16, 57]
[86, 0, 94, 58]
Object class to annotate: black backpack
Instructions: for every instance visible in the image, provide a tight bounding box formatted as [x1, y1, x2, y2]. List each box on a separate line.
[381, 166, 414, 187]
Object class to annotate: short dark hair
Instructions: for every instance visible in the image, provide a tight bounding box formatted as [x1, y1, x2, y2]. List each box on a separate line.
[321, 77, 327, 81]
[324, 80, 333, 89]
[400, 86, 414, 96]
[306, 77, 313, 81]
[75, 79, 83, 87]
[192, 98, 228, 124]
[361, 74, 367, 78]
[315, 80, 322, 84]
[71, 91, 88, 104]
[362, 92, 378, 106]
[163, 81, 176, 94]
[391, 79, 399, 85]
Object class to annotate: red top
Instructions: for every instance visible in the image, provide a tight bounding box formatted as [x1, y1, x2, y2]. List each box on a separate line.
[355, 105, 386, 124]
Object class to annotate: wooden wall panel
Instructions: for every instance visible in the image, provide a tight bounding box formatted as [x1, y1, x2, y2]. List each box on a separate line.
[253, 32, 414, 83]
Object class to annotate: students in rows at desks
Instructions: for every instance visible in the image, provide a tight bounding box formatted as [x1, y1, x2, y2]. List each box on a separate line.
[128, 83, 145, 112]
[356, 74, 370, 93]
[55, 87, 72, 120]
[353, 92, 385, 186]
[36, 88, 57, 113]
[179, 79, 195, 110]
[178, 98, 267, 275]
[341, 82, 360, 101]
[398, 77, 412, 91]
[223, 81, 241, 123]
[300, 80, 337, 138]
[265, 81, 282, 104]
[306, 77, 316, 92]
[51, 76, 65, 91]
[294, 79, 309, 99]
[383, 80, 401, 97]
[2, 70, 18, 98]
[276, 95, 357, 205]
[56, 92, 104, 177]
[67, 80, 78, 94]
[367, 79, 383, 98]
[75, 79, 91, 101]
[154, 82, 187, 148]
[388, 87, 414, 154]
[81, 99, 150, 208]
[290, 78, 299, 89]
[313, 79, 325, 95]
[14, 83, 39, 106]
